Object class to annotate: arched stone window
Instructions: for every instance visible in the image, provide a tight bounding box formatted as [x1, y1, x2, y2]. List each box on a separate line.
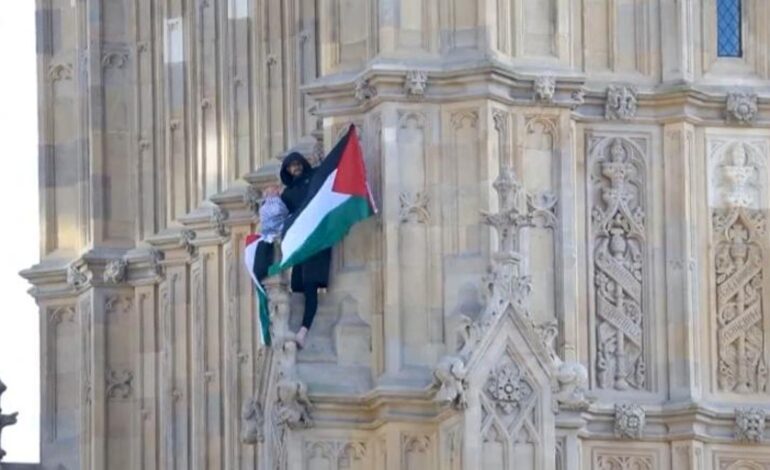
[717, 0, 742, 57]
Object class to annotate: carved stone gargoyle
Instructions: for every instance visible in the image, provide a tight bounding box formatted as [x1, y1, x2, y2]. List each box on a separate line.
[0, 378, 19, 462]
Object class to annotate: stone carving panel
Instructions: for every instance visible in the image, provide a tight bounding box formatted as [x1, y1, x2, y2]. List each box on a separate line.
[605, 86, 638, 121]
[710, 141, 769, 394]
[303, 439, 368, 470]
[588, 137, 648, 391]
[595, 454, 654, 470]
[402, 435, 431, 470]
[480, 349, 541, 470]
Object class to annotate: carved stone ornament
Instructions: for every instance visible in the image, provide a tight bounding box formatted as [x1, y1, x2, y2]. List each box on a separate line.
[66, 264, 88, 289]
[179, 229, 197, 255]
[354, 77, 376, 102]
[591, 139, 647, 391]
[432, 355, 468, 410]
[211, 206, 230, 237]
[605, 85, 638, 120]
[103, 258, 128, 284]
[538, 321, 593, 411]
[534, 76, 556, 103]
[399, 191, 430, 223]
[0, 378, 18, 462]
[486, 361, 533, 415]
[734, 407, 766, 443]
[405, 70, 428, 97]
[726, 92, 758, 124]
[240, 397, 265, 444]
[244, 185, 261, 213]
[613, 403, 645, 439]
[47, 62, 73, 82]
[106, 369, 133, 400]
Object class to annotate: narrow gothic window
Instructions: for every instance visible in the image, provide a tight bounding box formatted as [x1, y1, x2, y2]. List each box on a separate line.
[717, 0, 742, 57]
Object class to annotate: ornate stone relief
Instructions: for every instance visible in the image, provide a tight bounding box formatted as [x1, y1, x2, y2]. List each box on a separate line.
[402, 435, 431, 470]
[590, 138, 647, 391]
[534, 76, 555, 103]
[304, 440, 368, 469]
[399, 191, 430, 223]
[405, 70, 428, 97]
[486, 359, 533, 416]
[726, 93, 758, 125]
[712, 142, 768, 394]
[240, 397, 264, 444]
[101, 50, 130, 69]
[354, 77, 376, 103]
[0, 379, 18, 462]
[538, 321, 593, 410]
[734, 407, 766, 443]
[595, 454, 653, 470]
[49, 306, 76, 325]
[211, 206, 230, 237]
[613, 403, 645, 439]
[106, 369, 133, 400]
[432, 356, 468, 410]
[179, 229, 197, 256]
[103, 258, 128, 284]
[66, 264, 88, 290]
[604, 85, 638, 121]
[47, 62, 73, 82]
[432, 167, 561, 412]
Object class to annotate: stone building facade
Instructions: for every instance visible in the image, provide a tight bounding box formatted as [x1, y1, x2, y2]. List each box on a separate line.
[23, 0, 770, 469]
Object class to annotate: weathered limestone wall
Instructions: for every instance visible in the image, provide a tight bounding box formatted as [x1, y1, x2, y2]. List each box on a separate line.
[25, 0, 770, 469]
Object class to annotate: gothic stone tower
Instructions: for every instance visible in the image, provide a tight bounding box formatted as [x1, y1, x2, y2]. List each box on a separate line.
[25, 0, 770, 469]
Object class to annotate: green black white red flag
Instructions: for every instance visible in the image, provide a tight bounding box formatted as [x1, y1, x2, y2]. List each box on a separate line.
[244, 233, 272, 346]
[269, 125, 376, 275]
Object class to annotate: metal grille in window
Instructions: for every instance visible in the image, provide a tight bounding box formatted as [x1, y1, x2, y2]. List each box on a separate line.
[717, 0, 742, 57]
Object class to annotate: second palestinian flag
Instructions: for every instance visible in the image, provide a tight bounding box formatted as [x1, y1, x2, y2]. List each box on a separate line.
[269, 125, 376, 275]
[244, 233, 272, 346]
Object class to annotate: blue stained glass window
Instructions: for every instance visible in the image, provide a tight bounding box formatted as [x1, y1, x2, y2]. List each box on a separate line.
[717, 0, 742, 57]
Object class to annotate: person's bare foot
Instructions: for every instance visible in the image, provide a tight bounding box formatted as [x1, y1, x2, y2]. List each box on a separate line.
[295, 326, 308, 349]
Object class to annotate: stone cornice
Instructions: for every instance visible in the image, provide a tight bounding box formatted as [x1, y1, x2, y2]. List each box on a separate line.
[303, 59, 770, 127]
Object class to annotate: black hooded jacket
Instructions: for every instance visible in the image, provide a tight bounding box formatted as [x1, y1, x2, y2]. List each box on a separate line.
[279, 153, 332, 291]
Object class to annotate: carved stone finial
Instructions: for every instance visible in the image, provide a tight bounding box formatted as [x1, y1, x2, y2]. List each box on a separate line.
[405, 70, 428, 98]
[735, 407, 766, 443]
[66, 264, 88, 290]
[614, 403, 645, 439]
[354, 77, 376, 103]
[103, 258, 128, 284]
[726, 92, 758, 124]
[605, 85, 638, 121]
[534, 76, 555, 103]
[240, 397, 265, 444]
[0, 378, 18, 462]
[432, 356, 468, 410]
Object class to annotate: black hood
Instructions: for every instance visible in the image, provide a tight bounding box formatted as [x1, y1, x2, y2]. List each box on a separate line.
[280, 152, 313, 186]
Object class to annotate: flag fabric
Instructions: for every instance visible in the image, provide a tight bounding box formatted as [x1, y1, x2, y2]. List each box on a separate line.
[269, 125, 376, 275]
[244, 233, 272, 346]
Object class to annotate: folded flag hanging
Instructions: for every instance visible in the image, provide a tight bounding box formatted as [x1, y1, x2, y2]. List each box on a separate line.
[244, 233, 272, 346]
[269, 125, 376, 276]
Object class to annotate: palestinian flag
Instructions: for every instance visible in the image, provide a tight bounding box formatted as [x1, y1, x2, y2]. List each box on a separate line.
[269, 125, 376, 275]
[244, 233, 272, 346]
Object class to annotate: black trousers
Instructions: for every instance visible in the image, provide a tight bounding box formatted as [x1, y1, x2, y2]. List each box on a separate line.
[254, 242, 320, 329]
